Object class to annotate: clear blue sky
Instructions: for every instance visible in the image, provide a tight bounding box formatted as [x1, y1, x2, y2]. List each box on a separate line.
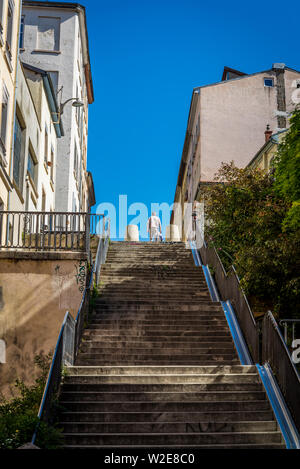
[83, 0, 300, 238]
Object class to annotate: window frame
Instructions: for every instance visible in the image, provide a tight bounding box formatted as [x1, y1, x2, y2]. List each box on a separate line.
[264, 78, 274, 88]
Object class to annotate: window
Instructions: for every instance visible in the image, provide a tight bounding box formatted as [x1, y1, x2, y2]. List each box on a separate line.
[19, 15, 25, 49]
[264, 78, 274, 87]
[50, 146, 54, 182]
[41, 188, 46, 212]
[13, 116, 25, 189]
[27, 147, 37, 185]
[6, 0, 14, 52]
[74, 145, 78, 180]
[0, 84, 9, 161]
[44, 125, 48, 164]
[37, 16, 60, 51]
[0, 0, 4, 36]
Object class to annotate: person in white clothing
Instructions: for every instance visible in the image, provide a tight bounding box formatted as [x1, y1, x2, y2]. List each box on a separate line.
[147, 212, 162, 242]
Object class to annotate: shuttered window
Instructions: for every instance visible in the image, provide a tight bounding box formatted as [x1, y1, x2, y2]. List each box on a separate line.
[13, 116, 23, 187]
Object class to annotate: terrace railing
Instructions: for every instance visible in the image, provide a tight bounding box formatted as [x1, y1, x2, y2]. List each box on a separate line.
[0, 211, 104, 253]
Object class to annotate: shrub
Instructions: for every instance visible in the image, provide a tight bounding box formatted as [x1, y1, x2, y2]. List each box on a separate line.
[0, 353, 63, 449]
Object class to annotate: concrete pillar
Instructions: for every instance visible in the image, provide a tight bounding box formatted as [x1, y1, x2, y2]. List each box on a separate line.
[165, 224, 181, 242]
[125, 225, 139, 242]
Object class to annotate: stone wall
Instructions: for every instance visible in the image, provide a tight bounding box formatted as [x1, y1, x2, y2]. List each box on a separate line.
[0, 251, 88, 397]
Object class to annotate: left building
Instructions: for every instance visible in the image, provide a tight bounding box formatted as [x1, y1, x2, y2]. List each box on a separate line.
[0, 0, 22, 212]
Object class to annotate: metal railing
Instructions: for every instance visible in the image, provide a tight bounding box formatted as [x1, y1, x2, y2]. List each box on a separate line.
[279, 319, 300, 348]
[195, 222, 300, 433]
[31, 221, 110, 446]
[0, 211, 104, 252]
[198, 237, 259, 362]
[262, 312, 300, 433]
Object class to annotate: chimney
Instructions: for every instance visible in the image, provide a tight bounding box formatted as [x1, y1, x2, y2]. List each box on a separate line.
[265, 124, 273, 142]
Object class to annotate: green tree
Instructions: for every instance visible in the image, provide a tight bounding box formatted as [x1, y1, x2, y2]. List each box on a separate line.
[202, 161, 300, 317]
[273, 108, 300, 231]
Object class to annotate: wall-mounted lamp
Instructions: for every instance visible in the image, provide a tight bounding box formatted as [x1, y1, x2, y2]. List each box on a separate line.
[52, 97, 84, 124]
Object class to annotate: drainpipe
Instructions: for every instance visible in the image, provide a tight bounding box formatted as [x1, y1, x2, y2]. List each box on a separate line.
[6, 0, 22, 241]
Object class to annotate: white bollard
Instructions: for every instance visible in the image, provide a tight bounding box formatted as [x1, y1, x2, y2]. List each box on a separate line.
[125, 224, 139, 242]
[165, 224, 181, 242]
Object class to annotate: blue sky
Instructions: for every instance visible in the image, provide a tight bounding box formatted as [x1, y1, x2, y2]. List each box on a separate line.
[83, 0, 300, 239]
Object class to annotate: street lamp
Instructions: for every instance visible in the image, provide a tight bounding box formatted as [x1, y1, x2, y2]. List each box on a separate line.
[52, 97, 84, 124]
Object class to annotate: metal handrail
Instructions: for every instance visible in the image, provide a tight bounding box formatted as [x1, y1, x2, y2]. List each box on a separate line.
[262, 312, 300, 432]
[197, 229, 259, 362]
[196, 222, 300, 433]
[30, 220, 110, 446]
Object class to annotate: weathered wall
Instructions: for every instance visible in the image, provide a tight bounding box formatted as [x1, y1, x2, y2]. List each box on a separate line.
[0, 252, 88, 397]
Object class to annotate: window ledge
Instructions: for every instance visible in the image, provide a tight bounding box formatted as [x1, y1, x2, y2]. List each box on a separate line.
[4, 43, 13, 72]
[13, 180, 24, 204]
[0, 138, 7, 167]
[44, 161, 49, 174]
[27, 171, 38, 199]
[33, 49, 61, 55]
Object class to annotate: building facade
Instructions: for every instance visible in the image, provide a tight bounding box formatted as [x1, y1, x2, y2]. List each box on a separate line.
[172, 64, 300, 239]
[246, 128, 287, 172]
[0, 0, 22, 211]
[20, 1, 94, 213]
[9, 61, 63, 218]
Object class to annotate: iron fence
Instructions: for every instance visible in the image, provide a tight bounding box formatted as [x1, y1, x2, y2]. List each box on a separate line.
[198, 236, 259, 362]
[0, 211, 105, 252]
[262, 312, 300, 433]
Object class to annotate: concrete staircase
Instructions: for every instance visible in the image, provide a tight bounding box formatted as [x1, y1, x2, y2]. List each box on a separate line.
[59, 241, 284, 448]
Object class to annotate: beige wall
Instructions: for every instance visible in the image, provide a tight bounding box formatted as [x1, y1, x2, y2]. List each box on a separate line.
[0, 0, 21, 210]
[186, 68, 300, 202]
[0, 252, 88, 397]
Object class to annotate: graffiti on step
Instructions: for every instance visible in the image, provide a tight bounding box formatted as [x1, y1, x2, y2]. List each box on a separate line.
[75, 260, 87, 293]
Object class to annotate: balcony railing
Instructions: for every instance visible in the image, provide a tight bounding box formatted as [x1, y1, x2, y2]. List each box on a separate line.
[0, 211, 107, 253]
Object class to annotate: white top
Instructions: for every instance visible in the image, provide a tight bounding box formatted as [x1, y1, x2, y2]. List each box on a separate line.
[147, 216, 162, 233]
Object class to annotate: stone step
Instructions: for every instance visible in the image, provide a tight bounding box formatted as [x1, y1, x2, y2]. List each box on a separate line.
[86, 323, 229, 331]
[82, 331, 232, 339]
[63, 374, 259, 384]
[75, 360, 241, 366]
[59, 400, 271, 413]
[94, 304, 223, 312]
[94, 304, 222, 311]
[76, 353, 238, 361]
[61, 431, 283, 446]
[63, 443, 286, 449]
[91, 313, 227, 321]
[61, 382, 263, 393]
[60, 420, 278, 434]
[60, 391, 266, 403]
[79, 345, 235, 354]
[89, 319, 228, 326]
[81, 336, 234, 344]
[60, 410, 273, 423]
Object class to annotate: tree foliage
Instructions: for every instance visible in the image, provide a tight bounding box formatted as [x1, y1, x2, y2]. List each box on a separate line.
[0, 353, 63, 449]
[202, 160, 300, 317]
[273, 107, 300, 231]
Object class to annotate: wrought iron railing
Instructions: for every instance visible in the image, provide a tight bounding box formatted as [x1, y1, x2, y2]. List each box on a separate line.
[195, 222, 300, 433]
[262, 312, 300, 433]
[31, 221, 110, 446]
[0, 211, 104, 252]
[199, 238, 259, 362]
